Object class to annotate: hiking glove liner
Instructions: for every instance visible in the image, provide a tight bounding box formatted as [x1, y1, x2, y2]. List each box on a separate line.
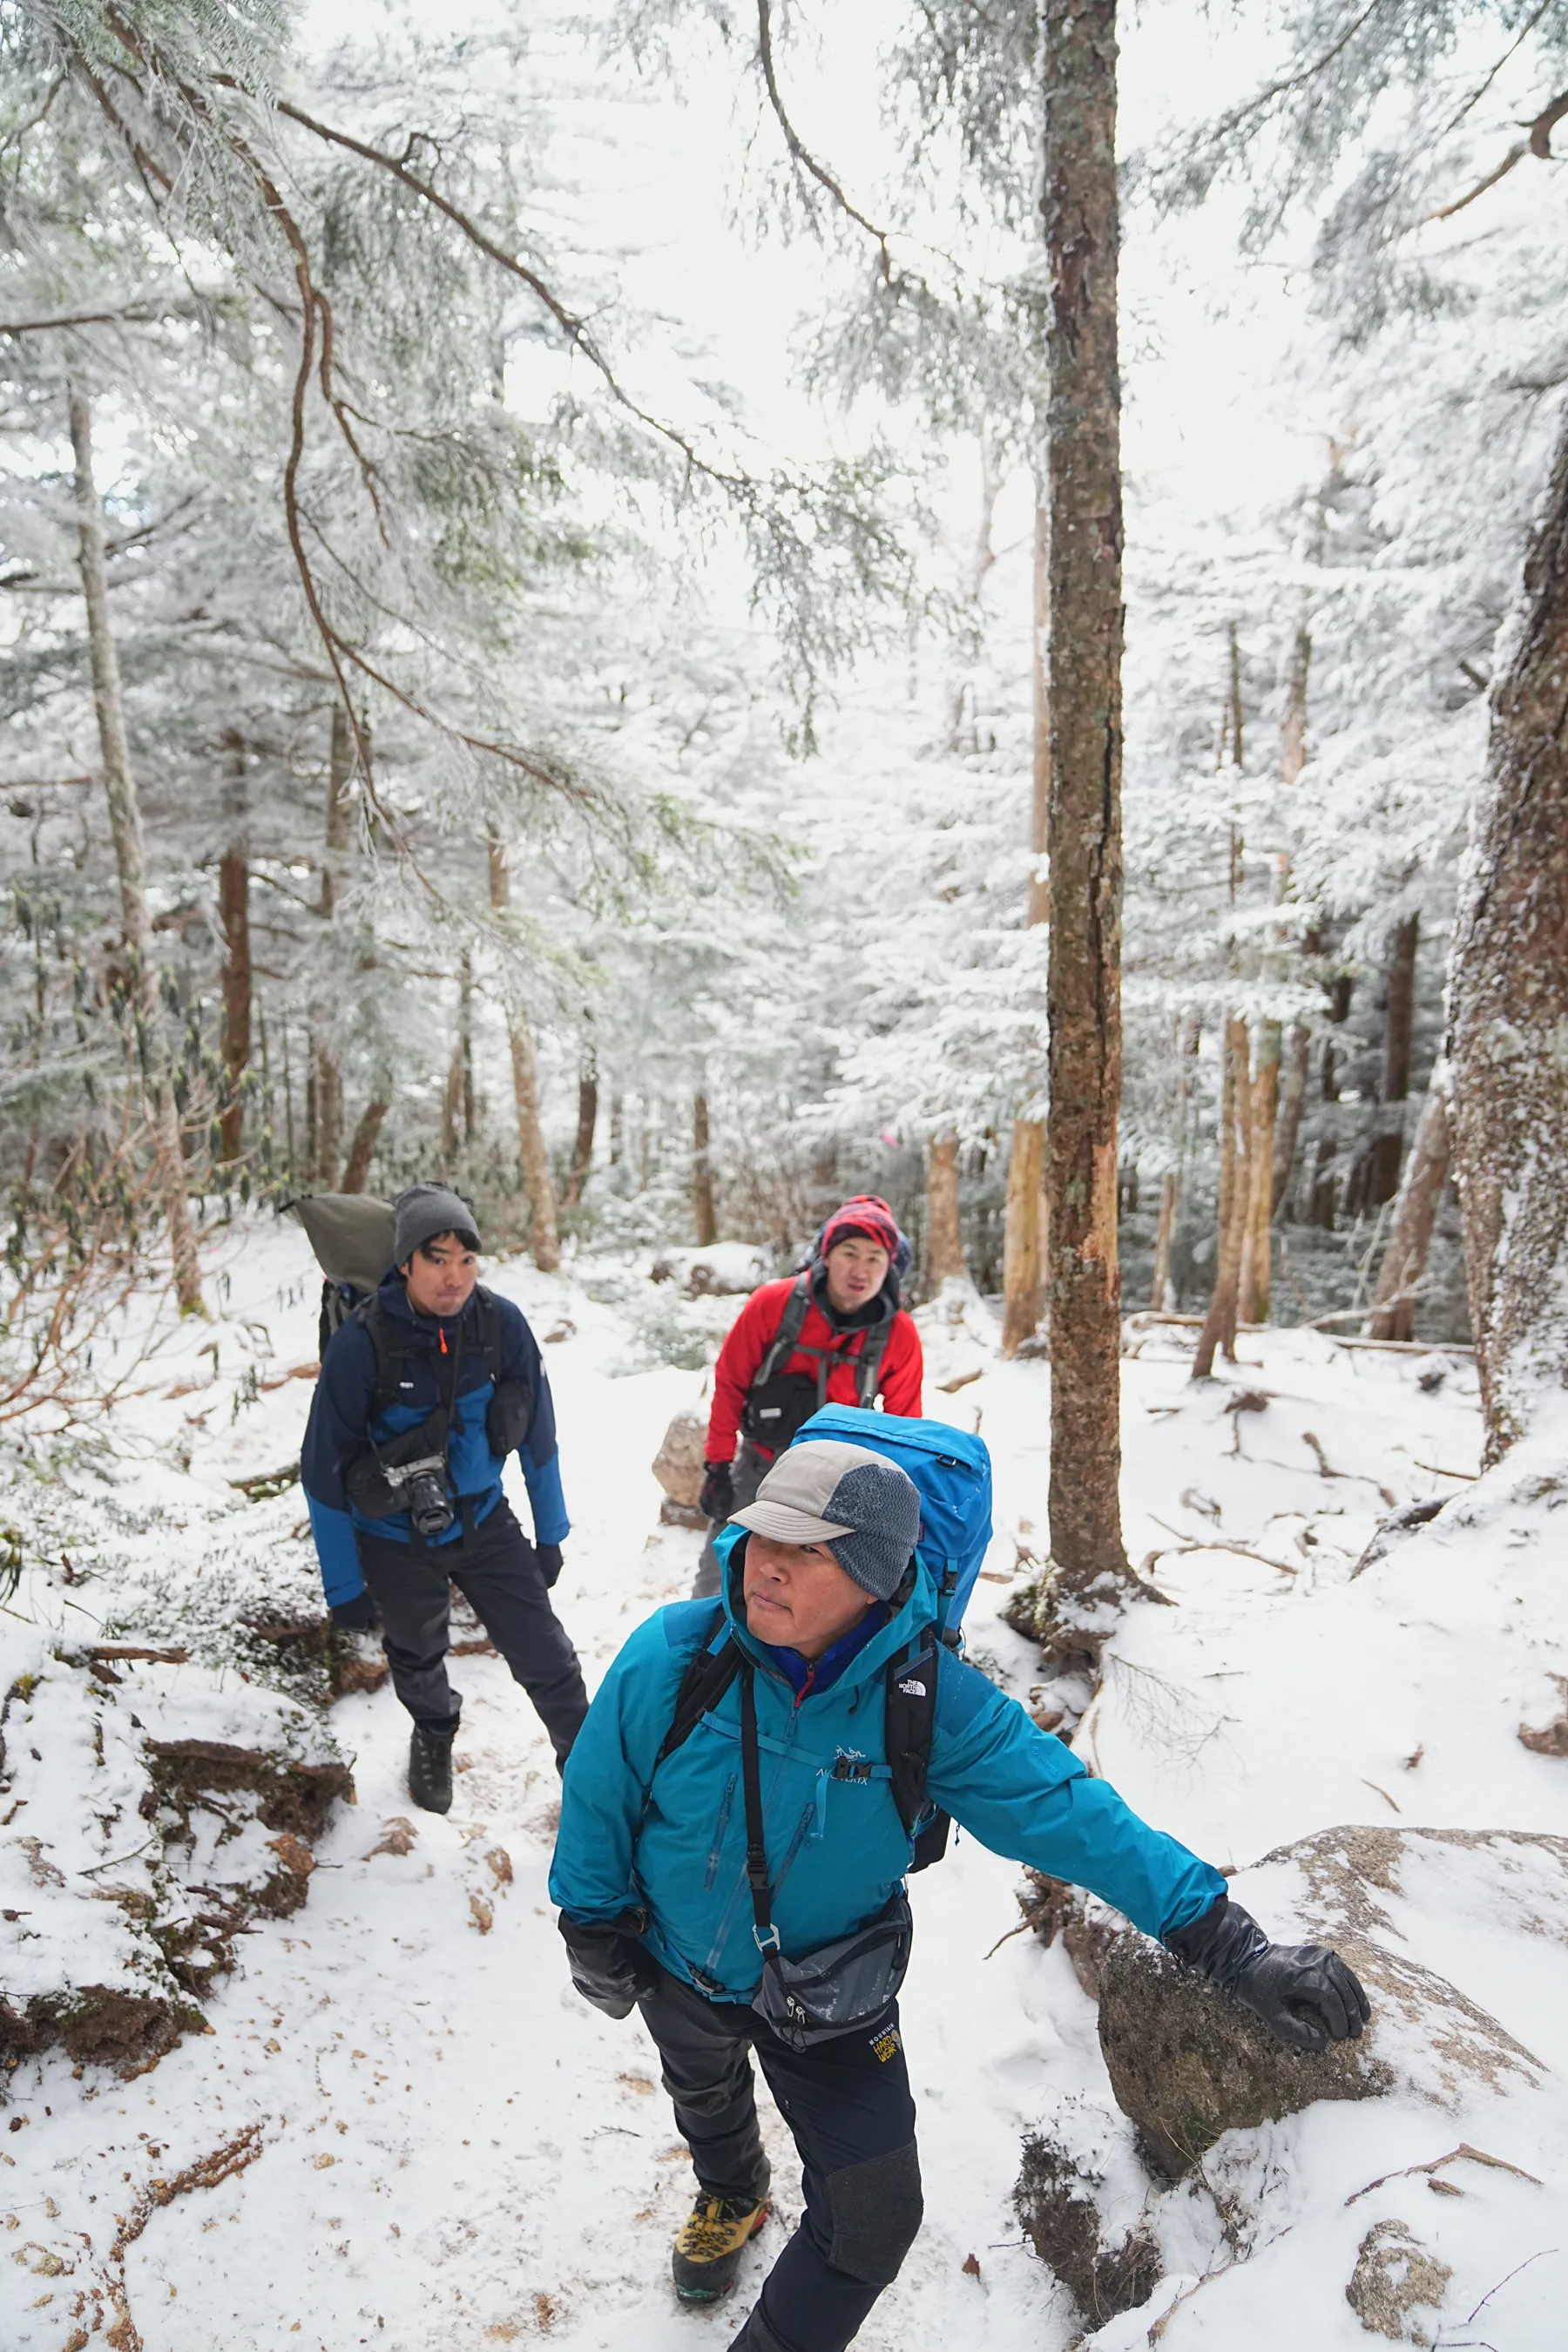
[537, 1544, 564, 1588]
[558, 1911, 658, 2019]
[1165, 1894, 1370, 2051]
[699, 1462, 735, 1522]
[329, 1592, 377, 1633]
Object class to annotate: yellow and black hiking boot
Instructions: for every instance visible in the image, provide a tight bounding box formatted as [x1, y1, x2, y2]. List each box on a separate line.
[671, 2192, 769, 2303]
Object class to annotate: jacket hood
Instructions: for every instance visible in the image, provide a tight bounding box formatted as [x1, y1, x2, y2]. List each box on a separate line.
[712, 1522, 935, 1693]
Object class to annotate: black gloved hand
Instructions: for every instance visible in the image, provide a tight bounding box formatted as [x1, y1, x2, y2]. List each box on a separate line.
[1166, 1894, 1369, 2052]
[699, 1460, 735, 1522]
[558, 1910, 658, 2019]
[330, 1591, 377, 1633]
[537, 1543, 564, 1588]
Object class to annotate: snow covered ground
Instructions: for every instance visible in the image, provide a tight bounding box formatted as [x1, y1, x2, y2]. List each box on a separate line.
[3, 1220, 1565, 2350]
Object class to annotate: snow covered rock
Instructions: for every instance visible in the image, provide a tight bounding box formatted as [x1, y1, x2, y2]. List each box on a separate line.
[649, 1242, 769, 1296]
[651, 1406, 709, 1510]
[1098, 1825, 1560, 2176]
[0, 1640, 351, 2080]
[913, 1274, 997, 1393]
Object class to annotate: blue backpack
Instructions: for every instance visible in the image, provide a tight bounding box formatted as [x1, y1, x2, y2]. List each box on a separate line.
[793, 1406, 994, 1636]
[656, 1409, 996, 1873]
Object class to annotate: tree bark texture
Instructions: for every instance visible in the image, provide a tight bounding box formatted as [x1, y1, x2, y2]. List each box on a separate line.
[1370, 913, 1419, 1206]
[1271, 1022, 1311, 1217]
[1449, 416, 1568, 1459]
[693, 1092, 718, 1247]
[563, 1048, 598, 1209]
[217, 731, 250, 1166]
[1369, 1074, 1450, 1342]
[1238, 1020, 1280, 1323]
[341, 1098, 389, 1195]
[69, 385, 202, 1315]
[1193, 1017, 1250, 1378]
[925, 1132, 968, 1290]
[488, 834, 560, 1273]
[1041, 0, 1130, 1587]
[312, 706, 354, 1186]
[1002, 1117, 1046, 1353]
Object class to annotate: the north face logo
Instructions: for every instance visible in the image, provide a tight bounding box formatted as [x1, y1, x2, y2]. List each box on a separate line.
[898, 1678, 927, 1698]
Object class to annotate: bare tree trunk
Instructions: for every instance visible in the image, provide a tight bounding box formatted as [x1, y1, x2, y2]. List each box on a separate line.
[1370, 913, 1420, 1206]
[69, 384, 202, 1315]
[609, 1090, 624, 1167]
[311, 706, 353, 1188]
[1450, 416, 1568, 1461]
[217, 730, 250, 1166]
[1238, 1021, 1280, 1322]
[488, 834, 560, 1272]
[1271, 1022, 1311, 1217]
[1003, 487, 1052, 1359]
[1193, 1016, 1249, 1378]
[1369, 1075, 1450, 1342]
[1150, 1169, 1179, 1309]
[693, 1091, 718, 1247]
[341, 1097, 389, 1195]
[440, 1045, 463, 1170]
[458, 950, 475, 1145]
[1041, 0, 1130, 1591]
[563, 1055, 598, 1209]
[1002, 1118, 1045, 1351]
[926, 1132, 968, 1289]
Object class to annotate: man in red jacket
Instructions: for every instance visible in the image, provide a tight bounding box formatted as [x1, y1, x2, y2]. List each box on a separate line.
[693, 1197, 923, 1598]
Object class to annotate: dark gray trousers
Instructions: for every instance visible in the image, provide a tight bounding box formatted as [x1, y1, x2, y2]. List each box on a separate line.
[638, 1964, 922, 2352]
[692, 1440, 768, 1598]
[356, 1499, 588, 1763]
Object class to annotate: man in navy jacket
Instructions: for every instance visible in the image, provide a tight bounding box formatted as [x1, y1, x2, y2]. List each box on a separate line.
[551, 1442, 1368, 2352]
[302, 1183, 587, 1810]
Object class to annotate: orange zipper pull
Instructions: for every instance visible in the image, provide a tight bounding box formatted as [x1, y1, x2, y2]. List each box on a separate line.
[439, 1328, 448, 1355]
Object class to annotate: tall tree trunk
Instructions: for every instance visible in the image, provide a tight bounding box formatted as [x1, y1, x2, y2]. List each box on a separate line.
[693, 1092, 718, 1247]
[1003, 486, 1052, 1358]
[440, 1045, 463, 1170]
[609, 1090, 624, 1167]
[341, 1097, 389, 1194]
[69, 385, 201, 1315]
[1370, 912, 1420, 1205]
[563, 1044, 598, 1209]
[217, 729, 250, 1166]
[488, 834, 560, 1272]
[312, 706, 353, 1189]
[1450, 418, 1568, 1461]
[926, 1132, 968, 1289]
[1193, 1016, 1250, 1377]
[1368, 1074, 1450, 1342]
[1271, 1022, 1311, 1217]
[1238, 1022, 1280, 1322]
[1042, 0, 1130, 1590]
[458, 950, 475, 1146]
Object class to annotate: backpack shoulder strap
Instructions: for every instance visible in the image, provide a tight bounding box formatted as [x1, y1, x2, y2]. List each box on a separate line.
[655, 1605, 741, 1767]
[358, 1296, 411, 1413]
[751, 1273, 813, 1390]
[851, 1311, 895, 1406]
[471, 1285, 505, 1380]
[882, 1628, 940, 1835]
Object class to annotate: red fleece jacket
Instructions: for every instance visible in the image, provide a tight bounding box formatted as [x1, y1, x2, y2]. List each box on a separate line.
[706, 1276, 924, 1464]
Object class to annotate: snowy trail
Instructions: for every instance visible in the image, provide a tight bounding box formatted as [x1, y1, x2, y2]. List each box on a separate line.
[3, 1227, 1565, 2350]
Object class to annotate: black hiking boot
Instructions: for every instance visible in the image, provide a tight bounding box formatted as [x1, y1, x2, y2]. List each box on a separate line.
[409, 1721, 456, 1815]
[671, 2192, 769, 2304]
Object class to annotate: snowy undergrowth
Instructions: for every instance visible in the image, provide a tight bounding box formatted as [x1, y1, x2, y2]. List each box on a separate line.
[1, 1219, 1563, 2349]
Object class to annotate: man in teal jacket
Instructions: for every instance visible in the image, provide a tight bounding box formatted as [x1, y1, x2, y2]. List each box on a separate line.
[550, 1443, 1367, 2352]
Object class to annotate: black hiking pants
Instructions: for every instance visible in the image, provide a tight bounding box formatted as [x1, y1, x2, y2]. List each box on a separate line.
[638, 1963, 922, 2352]
[356, 1499, 589, 1765]
[692, 1441, 768, 1599]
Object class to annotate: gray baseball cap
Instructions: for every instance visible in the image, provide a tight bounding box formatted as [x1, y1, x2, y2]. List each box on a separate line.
[392, 1182, 481, 1267]
[733, 1438, 921, 1603]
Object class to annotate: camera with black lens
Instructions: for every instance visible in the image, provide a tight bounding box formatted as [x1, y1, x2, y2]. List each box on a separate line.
[345, 1427, 455, 1538]
[402, 1463, 455, 1541]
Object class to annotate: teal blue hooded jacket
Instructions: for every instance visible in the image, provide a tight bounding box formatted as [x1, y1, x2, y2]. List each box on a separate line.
[550, 1531, 1225, 1999]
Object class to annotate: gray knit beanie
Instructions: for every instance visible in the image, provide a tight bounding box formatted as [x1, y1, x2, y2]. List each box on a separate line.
[392, 1183, 481, 1267]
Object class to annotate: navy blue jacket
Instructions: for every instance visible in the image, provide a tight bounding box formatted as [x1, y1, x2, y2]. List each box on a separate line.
[551, 1529, 1225, 1999]
[301, 1274, 569, 1609]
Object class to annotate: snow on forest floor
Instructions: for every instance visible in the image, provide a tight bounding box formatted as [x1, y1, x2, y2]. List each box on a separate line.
[3, 1220, 1565, 2351]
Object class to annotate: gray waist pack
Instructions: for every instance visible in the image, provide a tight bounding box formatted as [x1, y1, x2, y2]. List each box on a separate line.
[750, 1893, 913, 2052]
[737, 1661, 913, 2051]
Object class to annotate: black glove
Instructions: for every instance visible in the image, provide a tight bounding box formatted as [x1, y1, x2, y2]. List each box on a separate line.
[1166, 1895, 1369, 2052]
[537, 1544, 564, 1588]
[558, 1910, 658, 2019]
[329, 1591, 377, 1633]
[699, 1461, 735, 1522]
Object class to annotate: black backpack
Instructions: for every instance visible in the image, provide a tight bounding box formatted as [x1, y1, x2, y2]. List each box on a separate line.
[740, 1271, 897, 1456]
